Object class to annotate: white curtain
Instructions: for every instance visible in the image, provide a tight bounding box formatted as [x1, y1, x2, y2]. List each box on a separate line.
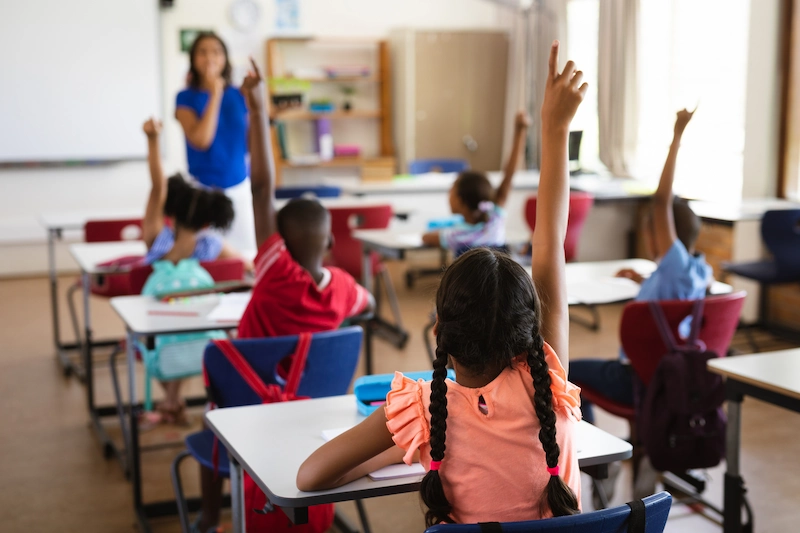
[500, 0, 568, 170]
[598, 0, 639, 176]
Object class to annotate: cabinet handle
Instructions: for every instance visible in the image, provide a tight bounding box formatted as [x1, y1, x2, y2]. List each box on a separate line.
[462, 135, 478, 152]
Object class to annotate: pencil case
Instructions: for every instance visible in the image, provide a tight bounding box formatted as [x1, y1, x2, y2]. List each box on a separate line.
[353, 369, 456, 416]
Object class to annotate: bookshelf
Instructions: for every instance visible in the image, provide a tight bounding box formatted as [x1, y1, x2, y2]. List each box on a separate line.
[265, 37, 396, 184]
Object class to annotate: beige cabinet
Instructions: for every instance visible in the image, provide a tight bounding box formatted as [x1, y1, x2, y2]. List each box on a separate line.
[391, 29, 509, 172]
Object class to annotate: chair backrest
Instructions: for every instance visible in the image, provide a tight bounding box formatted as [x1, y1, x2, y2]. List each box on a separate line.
[761, 209, 800, 272]
[424, 492, 672, 533]
[203, 327, 363, 408]
[525, 192, 594, 262]
[84, 218, 143, 243]
[328, 205, 393, 279]
[129, 257, 245, 295]
[408, 159, 470, 175]
[275, 185, 342, 199]
[621, 292, 745, 386]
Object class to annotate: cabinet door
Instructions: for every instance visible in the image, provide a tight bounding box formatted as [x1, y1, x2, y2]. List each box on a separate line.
[414, 31, 509, 172]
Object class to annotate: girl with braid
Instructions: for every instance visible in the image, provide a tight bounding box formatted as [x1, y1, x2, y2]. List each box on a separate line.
[297, 41, 587, 525]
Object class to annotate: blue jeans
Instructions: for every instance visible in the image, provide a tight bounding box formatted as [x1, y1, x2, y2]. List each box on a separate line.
[569, 359, 634, 424]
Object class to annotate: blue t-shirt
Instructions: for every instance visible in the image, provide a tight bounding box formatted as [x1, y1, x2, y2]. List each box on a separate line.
[176, 86, 248, 189]
[144, 227, 223, 265]
[637, 240, 712, 302]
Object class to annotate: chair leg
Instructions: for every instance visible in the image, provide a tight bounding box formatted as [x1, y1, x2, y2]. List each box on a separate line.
[379, 267, 405, 330]
[592, 478, 610, 509]
[66, 282, 83, 356]
[355, 499, 372, 533]
[109, 344, 131, 478]
[423, 314, 436, 366]
[171, 450, 194, 533]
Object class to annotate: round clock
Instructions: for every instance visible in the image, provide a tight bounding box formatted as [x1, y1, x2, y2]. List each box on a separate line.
[229, 0, 260, 33]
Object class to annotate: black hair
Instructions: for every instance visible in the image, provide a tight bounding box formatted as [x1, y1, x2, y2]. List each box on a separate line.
[188, 32, 232, 89]
[164, 175, 234, 231]
[673, 197, 701, 251]
[454, 171, 495, 223]
[421, 248, 579, 526]
[277, 198, 331, 264]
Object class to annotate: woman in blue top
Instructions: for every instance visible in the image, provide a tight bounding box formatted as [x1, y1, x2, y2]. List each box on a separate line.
[175, 32, 255, 254]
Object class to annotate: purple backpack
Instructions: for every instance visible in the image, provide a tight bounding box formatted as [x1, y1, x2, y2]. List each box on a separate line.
[637, 299, 726, 472]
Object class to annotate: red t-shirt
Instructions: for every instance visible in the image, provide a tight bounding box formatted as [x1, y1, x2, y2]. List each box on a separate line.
[238, 233, 371, 339]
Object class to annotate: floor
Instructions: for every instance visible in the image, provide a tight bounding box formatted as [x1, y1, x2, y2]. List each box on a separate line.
[1, 263, 799, 532]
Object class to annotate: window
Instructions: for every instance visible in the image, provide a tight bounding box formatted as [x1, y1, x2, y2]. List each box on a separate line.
[634, 0, 750, 201]
[567, 0, 601, 172]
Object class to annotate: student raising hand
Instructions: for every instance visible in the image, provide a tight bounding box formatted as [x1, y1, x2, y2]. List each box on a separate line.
[240, 57, 263, 107]
[533, 41, 587, 370]
[674, 107, 695, 137]
[142, 117, 162, 138]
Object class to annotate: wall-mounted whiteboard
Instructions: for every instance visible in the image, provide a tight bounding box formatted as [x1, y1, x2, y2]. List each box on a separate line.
[0, 0, 161, 162]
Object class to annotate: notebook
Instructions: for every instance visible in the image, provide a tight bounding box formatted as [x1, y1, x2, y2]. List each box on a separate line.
[320, 427, 426, 481]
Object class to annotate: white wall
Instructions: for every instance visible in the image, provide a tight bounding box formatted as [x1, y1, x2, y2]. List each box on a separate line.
[0, 0, 507, 276]
[741, 0, 783, 198]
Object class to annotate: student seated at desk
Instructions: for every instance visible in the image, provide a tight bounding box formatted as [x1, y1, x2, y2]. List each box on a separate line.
[195, 60, 374, 533]
[298, 42, 586, 525]
[421, 111, 530, 255]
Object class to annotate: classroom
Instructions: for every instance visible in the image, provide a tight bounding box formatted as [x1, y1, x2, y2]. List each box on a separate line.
[2, 0, 800, 532]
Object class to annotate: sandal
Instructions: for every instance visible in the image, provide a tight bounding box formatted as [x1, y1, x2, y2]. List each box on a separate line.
[157, 400, 191, 427]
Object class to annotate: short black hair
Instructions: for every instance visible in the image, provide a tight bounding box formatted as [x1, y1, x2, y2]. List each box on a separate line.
[164, 174, 234, 231]
[277, 198, 331, 263]
[673, 197, 701, 251]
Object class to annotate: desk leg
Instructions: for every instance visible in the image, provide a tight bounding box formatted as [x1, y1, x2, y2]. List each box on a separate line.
[723, 386, 745, 533]
[49, 228, 74, 375]
[126, 330, 147, 531]
[362, 248, 374, 375]
[82, 272, 95, 413]
[230, 454, 245, 533]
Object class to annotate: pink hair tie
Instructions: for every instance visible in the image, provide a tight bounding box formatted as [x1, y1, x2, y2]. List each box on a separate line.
[430, 460, 442, 471]
[546, 465, 560, 477]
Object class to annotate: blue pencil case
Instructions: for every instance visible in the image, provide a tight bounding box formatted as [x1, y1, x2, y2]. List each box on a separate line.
[427, 215, 464, 230]
[353, 369, 456, 416]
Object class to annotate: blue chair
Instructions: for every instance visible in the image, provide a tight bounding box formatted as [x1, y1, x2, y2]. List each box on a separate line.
[170, 327, 363, 533]
[275, 185, 342, 199]
[408, 158, 470, 175]
[723, 209, 800, 348]
[424, 492, 672, 533]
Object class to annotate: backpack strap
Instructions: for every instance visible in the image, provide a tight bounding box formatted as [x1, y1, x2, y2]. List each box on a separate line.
[685, 298, 706, 346]
[282, 333, 312, 399]
[648, 299, 707, 353]
[478, 523, 503, 533]
[626, 499, 646, 533]
[212, 339, 282, 404]
[648, 301, 678, 351]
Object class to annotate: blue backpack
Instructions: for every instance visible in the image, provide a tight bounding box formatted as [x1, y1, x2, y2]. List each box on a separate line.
[138, 259, 226, 412]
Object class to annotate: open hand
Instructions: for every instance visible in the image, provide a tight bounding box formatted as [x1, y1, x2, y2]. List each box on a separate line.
[615, 268, 644, 284]
[674, 107, 695, 136]
[142, 117, 162, 138]
[515, 110, 532, 130]
[541, 41, 587, 132]
[240, 57, 264, 106]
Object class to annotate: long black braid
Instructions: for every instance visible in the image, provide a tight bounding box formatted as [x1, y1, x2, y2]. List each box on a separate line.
[422, 248, 579, 523]
[528, 334, 579, 516]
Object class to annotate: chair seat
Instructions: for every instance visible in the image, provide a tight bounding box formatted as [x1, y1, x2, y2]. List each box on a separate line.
[723, 260, 800, 284]
[185, 429, 230, 477]
[578, 384, 636, 421]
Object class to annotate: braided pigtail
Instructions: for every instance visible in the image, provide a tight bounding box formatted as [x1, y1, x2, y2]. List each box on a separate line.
[528, 333, 579, 517]
[420, 343, 454, 526]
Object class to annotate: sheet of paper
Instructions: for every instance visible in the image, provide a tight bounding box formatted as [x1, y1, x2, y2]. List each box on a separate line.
[368, 463, 426, 481]
[567, 277, 640, 305]
[205, 292, 251, 322]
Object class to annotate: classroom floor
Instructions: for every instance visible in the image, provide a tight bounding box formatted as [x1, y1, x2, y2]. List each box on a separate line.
[1, 263, 800, 532]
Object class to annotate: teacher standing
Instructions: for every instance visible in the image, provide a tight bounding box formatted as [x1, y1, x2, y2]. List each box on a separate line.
[175, 32, 255, 254]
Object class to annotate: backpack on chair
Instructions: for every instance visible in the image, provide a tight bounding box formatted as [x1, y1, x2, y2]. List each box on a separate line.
[637, 299, 726, 472]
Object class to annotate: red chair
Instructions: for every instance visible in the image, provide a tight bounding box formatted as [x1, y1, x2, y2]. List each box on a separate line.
[327, 205, 408, 356]
[524, 191, 594, 262]
[578, 291, 745, 505]
[128, 257, 246, 295]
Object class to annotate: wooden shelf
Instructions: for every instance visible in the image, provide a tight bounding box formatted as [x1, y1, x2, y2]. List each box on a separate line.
[269, 76, 378, 83]
[278, 157, 363, 168]
[271, 109, 382, 121]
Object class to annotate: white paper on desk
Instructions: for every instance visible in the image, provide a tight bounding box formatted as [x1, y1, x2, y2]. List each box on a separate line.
[321, 427, 426, 480]
[206, 292, 251, 322]
[566, 277, 640, 305]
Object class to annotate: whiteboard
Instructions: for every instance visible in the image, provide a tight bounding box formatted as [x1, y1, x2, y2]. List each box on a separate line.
[0, 0, 161, 162]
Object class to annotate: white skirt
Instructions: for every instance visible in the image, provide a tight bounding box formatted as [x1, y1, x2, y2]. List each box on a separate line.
[189, 175, 257, 258]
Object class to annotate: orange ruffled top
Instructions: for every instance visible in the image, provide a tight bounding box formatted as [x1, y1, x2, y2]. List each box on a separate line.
[384, 342, 582, 524]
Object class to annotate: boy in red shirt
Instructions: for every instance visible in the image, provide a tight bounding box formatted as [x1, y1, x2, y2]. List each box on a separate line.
[196, 59, 373, 533]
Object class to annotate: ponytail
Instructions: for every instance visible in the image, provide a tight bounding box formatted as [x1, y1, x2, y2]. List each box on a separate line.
[420, 344, 454, 527]
[528, 334, 579, 517]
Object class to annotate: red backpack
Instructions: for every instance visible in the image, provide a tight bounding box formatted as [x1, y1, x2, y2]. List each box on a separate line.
[210, 336, 334, 533]
[637, 300, 726, 472]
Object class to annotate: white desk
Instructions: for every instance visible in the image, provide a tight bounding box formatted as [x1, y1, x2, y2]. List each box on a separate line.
[205, 394, 633, 532]
[110, 293, 247, 532]
[690, 198, 800, 225]
[707, 350, 800, 533]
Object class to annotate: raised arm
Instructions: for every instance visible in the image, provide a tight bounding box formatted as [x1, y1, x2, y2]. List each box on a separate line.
[494, 111, 531, 208]
[532, 42, 587, 370]
[651, 108, 694, 258]
[175, 76, 225, 150]
[241, 58, 278, 249]
[141, 118, 166, 248]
